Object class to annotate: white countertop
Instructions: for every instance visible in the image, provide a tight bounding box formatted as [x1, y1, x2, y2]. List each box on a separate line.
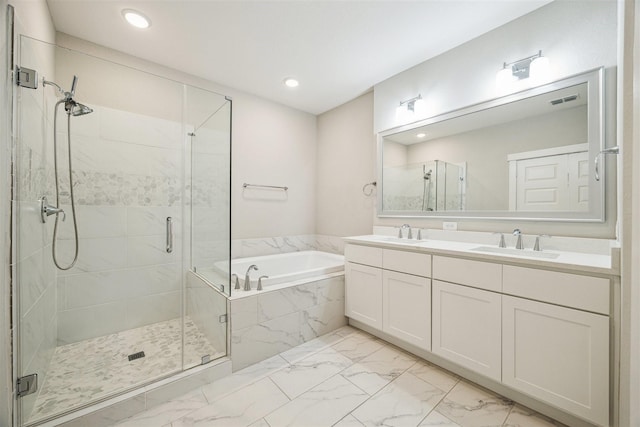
[344, 235, 619, 276]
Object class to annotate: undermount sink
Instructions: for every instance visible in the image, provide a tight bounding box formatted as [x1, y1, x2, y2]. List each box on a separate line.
[373, 237, 424, 245]
[470, 246, 560, 259]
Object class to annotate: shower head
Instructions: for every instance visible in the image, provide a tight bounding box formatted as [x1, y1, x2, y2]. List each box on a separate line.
[64, 99, 93, 116]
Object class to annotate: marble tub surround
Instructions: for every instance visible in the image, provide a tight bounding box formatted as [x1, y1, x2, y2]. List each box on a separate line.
[28, 316, 222, 424]
[113, 325, 567, 427]
[230, 275, 347, 370]
[231, 234, 345, 258]
[347, 227, 618, 275]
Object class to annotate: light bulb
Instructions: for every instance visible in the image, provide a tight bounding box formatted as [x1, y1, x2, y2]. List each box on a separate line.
[283, 77, 299, 88]
[496, 67, 516, 90]
[122, 9, 150, 29]
[530, 56, 550, 83]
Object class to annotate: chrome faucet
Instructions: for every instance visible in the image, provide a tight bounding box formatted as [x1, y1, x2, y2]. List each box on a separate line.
[231, 273, 240, 290]
[244, 265, 258, 291]
[512, 229, 524, 250]
[493, 232, 506, 248]
[257, 275, 269, 291]
[534, 235, 550, 251]
[399, 224, 413, 239]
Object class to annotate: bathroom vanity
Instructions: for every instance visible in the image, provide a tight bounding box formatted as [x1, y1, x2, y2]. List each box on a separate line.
[343, 233, 618, 427]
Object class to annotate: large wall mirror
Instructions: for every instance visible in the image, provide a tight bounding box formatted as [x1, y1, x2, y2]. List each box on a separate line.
[378, 68, 606, 221]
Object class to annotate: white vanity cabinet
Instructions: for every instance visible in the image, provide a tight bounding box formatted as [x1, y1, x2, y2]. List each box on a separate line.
[502, 266, 610, 426]
[383, 270, 430, 350]
[345, 262, 383, 329]
[345, 244, 432, 350]
[344, 239, 613, 426]
[431, 255, 502, 381]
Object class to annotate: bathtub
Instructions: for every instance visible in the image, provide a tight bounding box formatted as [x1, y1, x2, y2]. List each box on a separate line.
[214, 250, 347, 370]
[215, 250, 344, 296]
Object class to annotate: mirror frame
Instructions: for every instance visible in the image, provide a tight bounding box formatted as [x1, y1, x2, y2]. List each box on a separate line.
[377, 67, 606, 222]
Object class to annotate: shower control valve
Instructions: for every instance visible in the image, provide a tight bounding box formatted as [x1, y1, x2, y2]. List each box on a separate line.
[39, 196, 66, 223]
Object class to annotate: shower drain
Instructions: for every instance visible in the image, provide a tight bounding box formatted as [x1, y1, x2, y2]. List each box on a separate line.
[128, 351, 145, 361]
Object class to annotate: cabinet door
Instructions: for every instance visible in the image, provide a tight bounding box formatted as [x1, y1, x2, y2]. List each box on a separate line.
[345, 262, 383, 329]
[502, 296, 609, 426]
[432, 280, 501, 381]
[382, 270, 431, 350]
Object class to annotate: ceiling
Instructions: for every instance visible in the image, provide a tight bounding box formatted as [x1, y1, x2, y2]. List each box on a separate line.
[46, 0, 553, 115]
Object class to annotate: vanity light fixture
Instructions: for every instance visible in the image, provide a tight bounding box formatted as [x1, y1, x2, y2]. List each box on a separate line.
[396, 94, 425, 123]
[496, 50, 549, 88]
[122, 9, 151, 29]
[283, 77, 299, 88]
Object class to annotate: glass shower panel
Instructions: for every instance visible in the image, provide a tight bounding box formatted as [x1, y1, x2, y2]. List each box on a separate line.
[16, 37, 187, 425]
[184, 85, 231, 369]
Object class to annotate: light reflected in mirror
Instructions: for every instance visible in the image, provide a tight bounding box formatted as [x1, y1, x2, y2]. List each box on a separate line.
[378, 68, 604, 221]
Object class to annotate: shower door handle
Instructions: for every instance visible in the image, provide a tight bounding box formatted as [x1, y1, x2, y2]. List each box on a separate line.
[166, 217, 173, 253]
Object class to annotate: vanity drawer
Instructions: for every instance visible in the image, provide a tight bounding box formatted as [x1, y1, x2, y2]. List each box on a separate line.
[345, 244, 383, 267]
[383, 249, 431, 277]
[432, 256, 501, 292]
[503, 266, 610, 315]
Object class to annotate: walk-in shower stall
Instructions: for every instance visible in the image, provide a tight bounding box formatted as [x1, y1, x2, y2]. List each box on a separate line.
[10, 31, 231, 425]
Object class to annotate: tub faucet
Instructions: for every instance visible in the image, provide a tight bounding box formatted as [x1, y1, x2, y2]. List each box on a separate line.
[231, 273, 240, 290]
[244, 264, 258, 291]
[512, 229, 524, 250]
[257, 275, 269, 291]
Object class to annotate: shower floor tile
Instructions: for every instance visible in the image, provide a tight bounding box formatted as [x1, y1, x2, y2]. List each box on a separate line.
[27, 316, 224, 424]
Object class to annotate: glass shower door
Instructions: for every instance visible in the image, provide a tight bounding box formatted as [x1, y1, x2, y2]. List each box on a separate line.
[15, 36, 188, 425]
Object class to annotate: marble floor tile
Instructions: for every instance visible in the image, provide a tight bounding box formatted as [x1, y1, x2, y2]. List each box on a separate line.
[351, 371, 446, 427]
[270, 348, 354, 399]
[408, 360, 459, 393]
[333, 414, 365, 427]
[201, 354, 289, 402]
[331, 331, 384, 362]
[248, 419, 271, 427]
[280, 329, 345, 364]
[418, 411, 462, 427]
[113, 389, 207, 427]
[172, 377, 289, 427]
[264, 375, 369, 427]
[341, 345, 416, 395]
[434, 381, 514, 427]
[29, 317, 222, 424]
[503, 405, 568, 427]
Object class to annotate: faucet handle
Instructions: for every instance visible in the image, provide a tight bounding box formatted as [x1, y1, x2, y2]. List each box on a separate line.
[493, 232, 506, 248]
[533, 235, 551, 251]
[257, 275, 269, 291]
[231, 273, 240, 290]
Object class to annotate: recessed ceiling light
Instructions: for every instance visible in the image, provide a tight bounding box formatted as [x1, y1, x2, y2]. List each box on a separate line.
[283, 77, 299, 88]
[417, 133, 426, 138]
[122, 9, 151, 29]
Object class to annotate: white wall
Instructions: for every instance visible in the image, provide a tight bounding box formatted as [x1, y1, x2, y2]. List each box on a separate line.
[316, 92, 375, 237]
